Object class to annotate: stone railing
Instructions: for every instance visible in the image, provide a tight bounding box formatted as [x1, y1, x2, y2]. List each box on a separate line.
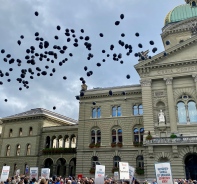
[144, 136, 197, 145]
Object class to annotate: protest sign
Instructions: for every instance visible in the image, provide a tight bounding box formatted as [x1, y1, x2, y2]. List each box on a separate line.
[30, 167, 38, 180]
[114, 171, 119, 180]
[119, 162, 129, 180]
[41, 168, 50, 179]
[129, 166, 135, 184]
[78, 174, 83, 179]
[95, 165, 105, 184]
[0, 166, 10, 182]
[155, 162, 173, 184]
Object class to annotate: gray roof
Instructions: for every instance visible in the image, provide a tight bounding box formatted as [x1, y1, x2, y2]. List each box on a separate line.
[3, 108, 78, 124]
[88, 84, 141, 92]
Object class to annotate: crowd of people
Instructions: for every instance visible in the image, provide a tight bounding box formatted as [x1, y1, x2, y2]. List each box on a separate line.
[0, 175, 146, 184]
[2, 175, 197, 184]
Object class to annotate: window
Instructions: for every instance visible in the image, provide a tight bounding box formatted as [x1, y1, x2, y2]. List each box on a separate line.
[26, 144, 31, 156]
[9, 129, 13, 137]
[16, 144, 21, 156]
[112, 106, 122, 117]
[91, 129, 101, 144]
[111, 128, 122, 143]
[113, 156, 121, 168]
[6, 145, 10, 156]
[92, 108, 101, 118]
[133, 127, 144, 142]
[45, 136, 50, 148]
[71, 136, 76, 148]
[192, 1, 196, 6]
[133, 104, 143, 115]
[19, 128, 22, 136]
[29, 127, 33, 135]
[177, 95, 197, 124]
[91, 156, 99, 168]
[136, 155, 144, 168]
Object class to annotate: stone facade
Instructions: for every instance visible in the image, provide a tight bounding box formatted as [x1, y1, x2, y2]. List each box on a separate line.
[0, 108, 78, 177]
[1, 1, 197, 180]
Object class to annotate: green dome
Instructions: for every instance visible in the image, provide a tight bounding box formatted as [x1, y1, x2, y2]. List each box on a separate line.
[165, 4, 197, 26]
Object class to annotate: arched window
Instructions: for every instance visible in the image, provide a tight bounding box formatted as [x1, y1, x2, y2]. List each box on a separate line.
[45, 136, 50, 148]
[92, 108, 101, 118]
[6, 145, 10, 156]
[112, 106, 122, 117]
[91, 156, 99, 168]
[52, 136, 57, 148]
[139, 105, 143, 115]
[29, 127, 33, 135]
[113, 156, 121, 168]
[134, 128, 139, 142]
[91, 129, 101, 144]
[19, 128, 22, 136]
[64, 136, 70, 148]
[177, 102, 187, 123]
[133, 105, 143, 115]
[111, 128, 122, 143]
[133, 127, 144, 143]
[58, 136, 63, 148]
[177, 95, 197, 124]
[14, 164, 17, 175]
[16, 144, 20, 156]
[71, 136, 76, 148]
[97, 130, 101, 143]
[188, 101, 197, 123]
[26, 144, 31, 156]
[136, 155, 144, 168]
[9, 129, 13, 137]
[24, 164, 29, 175]
[92, 108, 96, 118]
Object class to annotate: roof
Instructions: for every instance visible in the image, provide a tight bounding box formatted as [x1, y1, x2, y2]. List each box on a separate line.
[2, 108, 78, 124]
[87, 84, 141, 92]
[165, 4, 197, 26]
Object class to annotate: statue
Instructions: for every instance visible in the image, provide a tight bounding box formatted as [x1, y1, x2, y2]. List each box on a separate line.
[158, 109, 165, 123]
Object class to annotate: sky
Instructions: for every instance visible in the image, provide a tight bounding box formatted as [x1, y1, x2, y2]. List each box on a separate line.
[0, 0, 183, 120]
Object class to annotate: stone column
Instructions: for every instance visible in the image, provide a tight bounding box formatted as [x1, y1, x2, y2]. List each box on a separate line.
[164, 77, 177, 132]
[140, 79, 154, 134]
[192, 74, 197, 92]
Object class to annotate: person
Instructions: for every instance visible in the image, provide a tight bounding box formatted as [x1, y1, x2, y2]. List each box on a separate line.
[152, 179, 157, 184]
[158, 109, 165, 123]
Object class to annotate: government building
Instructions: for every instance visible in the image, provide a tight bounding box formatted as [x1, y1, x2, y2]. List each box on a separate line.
[1, 0, 197, 180]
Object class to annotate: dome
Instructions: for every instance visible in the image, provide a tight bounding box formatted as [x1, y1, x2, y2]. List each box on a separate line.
[165, 4, 197, 26]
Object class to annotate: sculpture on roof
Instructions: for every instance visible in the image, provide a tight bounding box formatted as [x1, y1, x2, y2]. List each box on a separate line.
[138, 50, 149, 61]
[190, 22, 197, 35]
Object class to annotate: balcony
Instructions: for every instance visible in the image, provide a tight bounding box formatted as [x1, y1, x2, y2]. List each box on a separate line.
[42, 148, 76, 155]
[144, 136, 197, 145]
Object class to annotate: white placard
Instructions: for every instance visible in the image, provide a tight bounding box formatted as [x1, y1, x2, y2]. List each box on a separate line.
[119, 162, 129, 180]
[30, 167, 38, 180]
[155, 162, 173, 184]
[114, 172, 119, 180]
[95, 165, 105, 184]
[0, 166, 10, 182]
[41, 168, 50, 179]
[16, 169, 20, 176]
[129, 166, 135, 184]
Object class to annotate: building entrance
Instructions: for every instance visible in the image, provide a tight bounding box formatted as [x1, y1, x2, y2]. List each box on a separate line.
[185, 154, 197, 180]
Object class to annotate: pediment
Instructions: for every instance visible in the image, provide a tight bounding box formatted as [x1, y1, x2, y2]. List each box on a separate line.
[135, 35, 197, 70]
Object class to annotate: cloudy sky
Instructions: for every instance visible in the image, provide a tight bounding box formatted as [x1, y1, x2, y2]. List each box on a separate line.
[0, 0, 183, 120]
